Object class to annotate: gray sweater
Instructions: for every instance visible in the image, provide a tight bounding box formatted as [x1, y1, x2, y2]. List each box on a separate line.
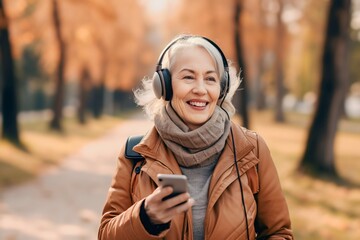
[180, 160, 217, 240]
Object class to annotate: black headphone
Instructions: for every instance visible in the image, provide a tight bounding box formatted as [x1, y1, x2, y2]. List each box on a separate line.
[152, 35, 230, 101]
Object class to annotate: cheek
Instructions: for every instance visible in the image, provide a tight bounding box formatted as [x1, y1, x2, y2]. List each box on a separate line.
[171, 91, 185, 112]
[171, 82, 188, 100]
[210, 86, 221, 100]
[172, 96, 186, 111]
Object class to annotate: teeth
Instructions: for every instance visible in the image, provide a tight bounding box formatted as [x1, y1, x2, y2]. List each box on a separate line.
[189, 101, 206, 107]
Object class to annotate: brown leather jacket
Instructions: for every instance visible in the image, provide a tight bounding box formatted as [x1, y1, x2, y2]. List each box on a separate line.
[98, 122, 293, 240]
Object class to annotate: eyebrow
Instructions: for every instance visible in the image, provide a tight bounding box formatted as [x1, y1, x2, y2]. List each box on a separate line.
[179, 68, 217, 74]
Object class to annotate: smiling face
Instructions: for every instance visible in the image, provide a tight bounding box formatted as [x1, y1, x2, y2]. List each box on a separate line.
[170, 45, 221, 130]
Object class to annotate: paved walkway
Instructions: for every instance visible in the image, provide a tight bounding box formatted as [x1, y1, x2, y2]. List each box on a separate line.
[0, 114, 153, 240]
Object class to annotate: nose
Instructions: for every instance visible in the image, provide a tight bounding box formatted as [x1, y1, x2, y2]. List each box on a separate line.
[192, 78, 207, 95]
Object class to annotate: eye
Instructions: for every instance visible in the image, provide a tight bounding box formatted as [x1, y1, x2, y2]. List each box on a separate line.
[183, 75, 194, 80]
[206, 76, 218, 83]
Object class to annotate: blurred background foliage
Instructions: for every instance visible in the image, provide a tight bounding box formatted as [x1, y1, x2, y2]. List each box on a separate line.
[1, 0, 359, 116]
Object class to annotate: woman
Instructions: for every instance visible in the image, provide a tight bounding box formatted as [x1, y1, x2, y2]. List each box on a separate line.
[98, 35, 293, 240]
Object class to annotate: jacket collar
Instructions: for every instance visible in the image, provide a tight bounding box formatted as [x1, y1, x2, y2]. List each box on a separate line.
[133, 122, 258, 176]
[133, 127, 182, 175]
[210, 122, 258, 186]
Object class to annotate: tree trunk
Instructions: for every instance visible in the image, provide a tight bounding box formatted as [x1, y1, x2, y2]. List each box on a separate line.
[90, 84, 105, 119]
[90, 45, 106, 119]
[0, 0, 20, 145]
[299, 0, 351, 177]
[255, 1, 269, 111]
[255, 55, 267, 110]
[234, 0, 250, 128]
[49, 0, 66, 131]
[78, 68, 90, 124]
[274, 0, 285, 122]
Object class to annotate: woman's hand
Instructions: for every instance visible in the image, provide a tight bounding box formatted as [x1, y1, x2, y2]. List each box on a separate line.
[144, 186, 195, 225]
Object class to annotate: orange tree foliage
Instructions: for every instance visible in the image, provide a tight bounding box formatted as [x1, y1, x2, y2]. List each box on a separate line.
[6, 0, 148, 91]
[169, 0, 332, 106]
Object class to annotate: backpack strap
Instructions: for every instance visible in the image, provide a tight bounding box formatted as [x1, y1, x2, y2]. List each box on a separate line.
[125, 135, 145, 162]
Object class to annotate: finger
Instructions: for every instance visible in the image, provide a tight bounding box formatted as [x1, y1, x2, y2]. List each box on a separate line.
[162, 192, 191, 208]
[153, 186, 174, 201]
[178, 198, 195, 211]
[144, 186, 174, 215]
[172, 198, 195, 214]
[146, 186, 172, 205]
[159, 198, 196, 222]
[159, 186, 174, 198]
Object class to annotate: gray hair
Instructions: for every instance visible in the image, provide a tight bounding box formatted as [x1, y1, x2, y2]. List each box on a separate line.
[133, 35, 241, 120]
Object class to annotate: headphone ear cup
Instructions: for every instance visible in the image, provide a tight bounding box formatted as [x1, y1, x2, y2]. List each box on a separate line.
[152, 68, 172, 100]
[161, 69, 172, 101]
[152, 71, 163, 99]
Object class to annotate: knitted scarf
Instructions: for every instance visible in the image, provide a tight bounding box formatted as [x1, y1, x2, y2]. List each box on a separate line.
[154, 103, 230, 167]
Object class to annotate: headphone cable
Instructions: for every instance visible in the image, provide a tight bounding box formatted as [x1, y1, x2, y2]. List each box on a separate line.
[230, 128, 250, 240]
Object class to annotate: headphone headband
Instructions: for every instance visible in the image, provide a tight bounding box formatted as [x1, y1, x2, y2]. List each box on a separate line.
[152, 35, 230, 101]
[155, 35, 229, 72]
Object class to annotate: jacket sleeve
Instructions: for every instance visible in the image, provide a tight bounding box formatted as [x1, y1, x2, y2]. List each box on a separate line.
[98, 145, 169, 240]
[254, 134, 294, 240]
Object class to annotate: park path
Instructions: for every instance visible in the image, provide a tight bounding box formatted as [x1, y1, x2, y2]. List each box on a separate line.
[0, 113, 153, 240]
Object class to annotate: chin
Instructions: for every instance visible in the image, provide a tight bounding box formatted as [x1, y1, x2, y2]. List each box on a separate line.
[187, 118, 208, 127]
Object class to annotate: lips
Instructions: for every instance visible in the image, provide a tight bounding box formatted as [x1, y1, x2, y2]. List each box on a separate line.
[188, 101, 207, 107]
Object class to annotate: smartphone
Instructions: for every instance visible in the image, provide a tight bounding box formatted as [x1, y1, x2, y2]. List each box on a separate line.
[157, 174, 188, 201]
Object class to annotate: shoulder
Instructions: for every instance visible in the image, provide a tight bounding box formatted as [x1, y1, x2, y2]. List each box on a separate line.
[231, 122, 258, 144]
[230, 121, 269, 151]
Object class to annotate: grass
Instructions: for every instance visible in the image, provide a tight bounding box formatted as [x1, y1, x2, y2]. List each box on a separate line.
[0, 115, 123, 190]
[248, 110, 360, 240]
